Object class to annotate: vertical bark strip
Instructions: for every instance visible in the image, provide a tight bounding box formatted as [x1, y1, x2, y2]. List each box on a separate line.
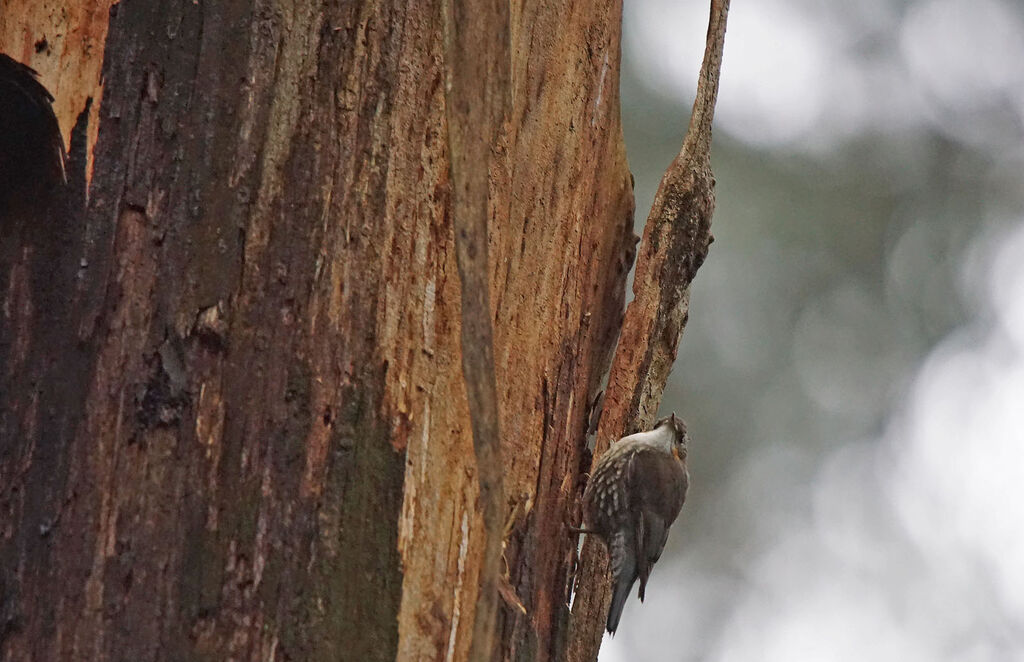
[440, 0, 509, 659]
[566, 1, 730, 661]
[397, 2, 635, 661]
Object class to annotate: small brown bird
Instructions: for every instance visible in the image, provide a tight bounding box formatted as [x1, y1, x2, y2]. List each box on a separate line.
[580, 413, 689, 634]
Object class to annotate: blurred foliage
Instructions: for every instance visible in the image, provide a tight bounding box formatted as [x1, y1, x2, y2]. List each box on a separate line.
[607, 1, 1024, 658]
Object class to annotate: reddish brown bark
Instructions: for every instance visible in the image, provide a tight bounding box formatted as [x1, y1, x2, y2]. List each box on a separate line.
[2, 0, 730, 659]
[1, 1, 637, 661]
[566, 2, 730, 661]
[440, 0, 510, 658]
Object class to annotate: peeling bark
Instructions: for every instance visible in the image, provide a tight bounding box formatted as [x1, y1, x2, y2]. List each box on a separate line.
[1, 0, 723, 660]
[440, 0, 510, 659]
[565, 2, 730, 661]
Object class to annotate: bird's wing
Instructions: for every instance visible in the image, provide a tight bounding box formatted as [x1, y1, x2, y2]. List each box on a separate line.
[627, 447, 688, 598]
[634, 508, 649, 600]
[635, 510, 663, 601]
[609, 526, 633, 585]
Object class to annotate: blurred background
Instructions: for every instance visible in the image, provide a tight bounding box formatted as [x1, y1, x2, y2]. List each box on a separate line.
[605, 0, 1024, 660]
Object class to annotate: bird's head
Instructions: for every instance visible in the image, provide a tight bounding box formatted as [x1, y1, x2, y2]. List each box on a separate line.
[654, 412, 689, 461]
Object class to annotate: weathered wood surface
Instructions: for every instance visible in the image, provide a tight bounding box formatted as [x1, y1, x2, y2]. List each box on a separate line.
[1, 1, 634, 661]
[440, 0, 509, 658]
[565, 2, 729, 661]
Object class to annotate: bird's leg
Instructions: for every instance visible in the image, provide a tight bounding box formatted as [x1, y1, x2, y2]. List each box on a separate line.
[560, 477, 595, 537]
[567, 524, 600, 536]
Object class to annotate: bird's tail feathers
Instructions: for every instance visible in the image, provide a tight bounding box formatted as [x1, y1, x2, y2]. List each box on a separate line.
[606, 572, 634, 635]
[606, 531, 637, 635]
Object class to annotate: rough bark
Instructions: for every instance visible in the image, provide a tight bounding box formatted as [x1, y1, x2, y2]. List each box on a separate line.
[440, 0, 509, 658]
[566, 2, 730, 661]
[1, 2, 636, 662]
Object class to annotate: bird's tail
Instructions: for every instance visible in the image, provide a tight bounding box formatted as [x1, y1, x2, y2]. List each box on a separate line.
[606, 571, 635, 634]
[606, 531, 637, 635]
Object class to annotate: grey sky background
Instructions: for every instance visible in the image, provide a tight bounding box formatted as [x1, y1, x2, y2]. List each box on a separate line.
[603, 1, 1024, 660]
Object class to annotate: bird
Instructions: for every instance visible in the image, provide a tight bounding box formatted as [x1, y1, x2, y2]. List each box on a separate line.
[578, 413, 690, 634]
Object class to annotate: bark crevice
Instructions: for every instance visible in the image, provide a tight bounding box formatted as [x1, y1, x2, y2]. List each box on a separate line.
[441, 0, 511, 658]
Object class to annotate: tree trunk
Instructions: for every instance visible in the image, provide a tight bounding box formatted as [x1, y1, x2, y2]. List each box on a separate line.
[1, 2, 635, 661]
